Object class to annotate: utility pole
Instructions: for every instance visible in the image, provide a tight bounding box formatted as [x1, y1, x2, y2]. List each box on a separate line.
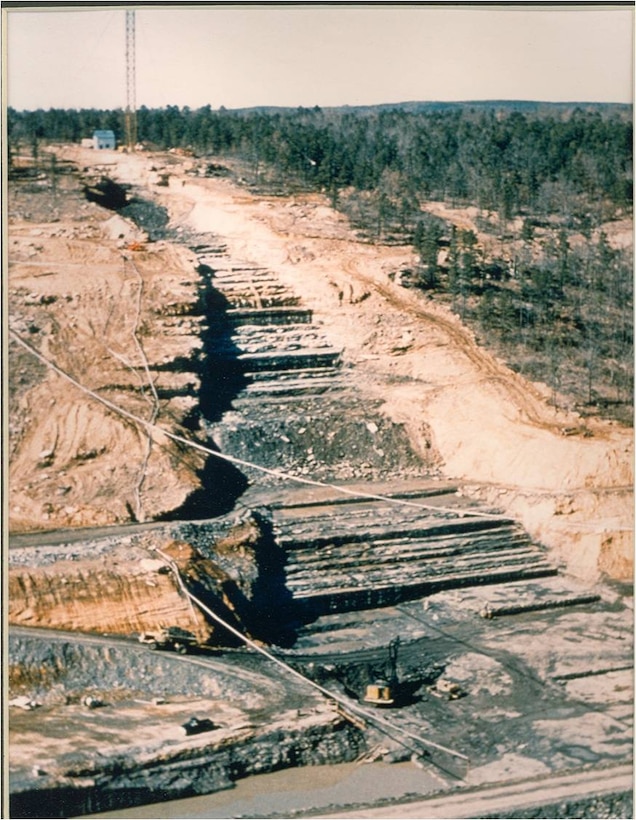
[125, 9, 137, 152]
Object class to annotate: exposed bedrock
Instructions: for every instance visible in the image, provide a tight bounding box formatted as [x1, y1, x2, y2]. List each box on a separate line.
[10, 719, 363, 820]
[9, 636, 363, 820]
[193, 244, 437, 494]
[8, 512, 292, 646]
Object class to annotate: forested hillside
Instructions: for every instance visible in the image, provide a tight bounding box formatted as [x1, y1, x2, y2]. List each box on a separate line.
[8, 102, 633, 421]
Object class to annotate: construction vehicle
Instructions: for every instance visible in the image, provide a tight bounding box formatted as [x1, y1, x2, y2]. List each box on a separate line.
[363, 637, 400, 707]
[138, 626, 198, 654]
[182, 716, 216, 736]
[429, 677, 465, 701]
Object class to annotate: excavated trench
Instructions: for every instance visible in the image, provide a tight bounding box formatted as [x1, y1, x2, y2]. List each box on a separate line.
[13, 180, 626, 817]
[86, 196, 568, 632]
[173, 235, 559, 627]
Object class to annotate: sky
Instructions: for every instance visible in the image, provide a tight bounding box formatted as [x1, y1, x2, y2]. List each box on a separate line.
[4, 3, 634, 112]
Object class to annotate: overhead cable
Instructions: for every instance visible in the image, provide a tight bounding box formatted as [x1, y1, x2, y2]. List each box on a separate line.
[8, 326, 509, 521]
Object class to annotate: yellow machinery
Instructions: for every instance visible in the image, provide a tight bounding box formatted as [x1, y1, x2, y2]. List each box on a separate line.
[363, 680, 395, 706]
[363, 637, 400, 707]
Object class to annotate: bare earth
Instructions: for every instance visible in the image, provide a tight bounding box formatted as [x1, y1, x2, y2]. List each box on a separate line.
[7, 145, 634, 819]
[8, 145, 633, 583]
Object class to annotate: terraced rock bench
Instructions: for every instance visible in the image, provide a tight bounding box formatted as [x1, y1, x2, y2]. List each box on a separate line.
[223, 307, 314, 326]
[272, 498, 556, 615]
[193, 243, 554, 616]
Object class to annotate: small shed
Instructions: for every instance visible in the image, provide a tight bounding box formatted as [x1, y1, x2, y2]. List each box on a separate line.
[93, 130, 116, 150]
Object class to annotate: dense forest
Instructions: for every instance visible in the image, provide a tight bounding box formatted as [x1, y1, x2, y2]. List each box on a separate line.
[8, 102, 633, 421]
[8, 103, 633, 211]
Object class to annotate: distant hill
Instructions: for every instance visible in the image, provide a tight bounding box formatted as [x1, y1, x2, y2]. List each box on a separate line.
[232, 100, 632, 118]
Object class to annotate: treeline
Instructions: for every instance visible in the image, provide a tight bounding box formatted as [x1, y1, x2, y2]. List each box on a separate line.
[8, 104, 633, 219]
[439, 222, 634, 415]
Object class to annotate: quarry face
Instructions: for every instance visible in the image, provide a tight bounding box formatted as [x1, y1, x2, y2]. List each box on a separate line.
[6, 147, 633, 818]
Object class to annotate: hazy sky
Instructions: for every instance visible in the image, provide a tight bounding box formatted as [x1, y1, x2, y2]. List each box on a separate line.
[5, 4, 634, 111]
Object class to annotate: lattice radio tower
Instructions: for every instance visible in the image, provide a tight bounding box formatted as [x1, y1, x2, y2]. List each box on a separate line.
[125, 9, 137, 151]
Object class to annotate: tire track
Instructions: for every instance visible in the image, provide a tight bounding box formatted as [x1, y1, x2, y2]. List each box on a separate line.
[346, 260, 584, 436]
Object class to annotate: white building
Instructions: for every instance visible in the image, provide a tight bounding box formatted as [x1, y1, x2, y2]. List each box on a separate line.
[92, 130, 116, 150]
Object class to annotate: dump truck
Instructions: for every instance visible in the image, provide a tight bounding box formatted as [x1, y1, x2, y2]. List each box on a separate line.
[138, 626, 198, 654]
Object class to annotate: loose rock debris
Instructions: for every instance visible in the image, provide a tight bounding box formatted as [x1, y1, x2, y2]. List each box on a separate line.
[7, 147, 633, 818]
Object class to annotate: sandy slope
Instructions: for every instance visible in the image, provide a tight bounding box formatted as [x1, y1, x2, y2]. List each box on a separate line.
[8, 170, 207, 532]
[13, 146, 633, 581]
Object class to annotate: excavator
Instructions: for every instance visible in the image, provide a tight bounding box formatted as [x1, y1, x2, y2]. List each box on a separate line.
[363, 637, 401, 707]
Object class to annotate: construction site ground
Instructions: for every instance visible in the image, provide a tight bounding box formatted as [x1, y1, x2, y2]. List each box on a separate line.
[8, 146, 633, 575]
[6, 145, 633, 818]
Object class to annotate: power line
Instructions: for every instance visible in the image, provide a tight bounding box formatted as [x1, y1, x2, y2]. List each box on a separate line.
[155, 545, 469, 769]
[9, 327, 511, 522]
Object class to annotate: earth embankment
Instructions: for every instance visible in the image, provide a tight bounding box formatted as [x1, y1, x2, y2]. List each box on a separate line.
[8, 175, 208, 532]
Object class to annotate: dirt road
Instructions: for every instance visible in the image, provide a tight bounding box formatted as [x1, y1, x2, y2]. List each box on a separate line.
[317, 763, 634, 819]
